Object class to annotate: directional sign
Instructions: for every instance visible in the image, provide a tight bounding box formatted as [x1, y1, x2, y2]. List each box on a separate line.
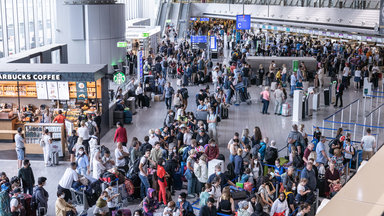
[210, 36, 217, 50]
[117, 41, 127, 47]
[191, 36, 207, 43]
[236, 15, 251, 30]
[200, 18, 209, 22]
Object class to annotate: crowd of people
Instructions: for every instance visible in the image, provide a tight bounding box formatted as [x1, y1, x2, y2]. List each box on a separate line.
[0, 18, 382, 216]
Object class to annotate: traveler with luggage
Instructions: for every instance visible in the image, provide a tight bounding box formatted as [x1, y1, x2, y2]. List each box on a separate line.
[114, 122, 127, 147]
[164, 82, 175, 110]
[33, 177, 49, 216]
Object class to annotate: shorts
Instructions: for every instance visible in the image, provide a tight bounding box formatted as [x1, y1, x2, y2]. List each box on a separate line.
[354, 77, 360, 82]
[16, 148, 25, 160]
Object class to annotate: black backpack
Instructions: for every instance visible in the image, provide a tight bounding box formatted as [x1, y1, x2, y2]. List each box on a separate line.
[180, 88, 189, 99]
[31, 187, 40, 210]
[328, 139, 337, 155]
[224, 162, 236, 181]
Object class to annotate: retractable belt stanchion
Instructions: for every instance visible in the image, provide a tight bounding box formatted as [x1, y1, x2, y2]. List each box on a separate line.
[349, 104, 352, 130]
[357, 99, 360, 123]
[341, 109, 344, 128]
[332, 115, 335, 137]
[322, 120, 325, 135]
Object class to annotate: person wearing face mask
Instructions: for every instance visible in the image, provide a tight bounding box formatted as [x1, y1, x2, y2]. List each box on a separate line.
[207, 107, 218, 142]
[93, 191, 111, 215]
[17, 160, 35, 195]
[75, 147, 90, 175]
[194, 154, 208, 194]
[270, 192, 289, 216]
[207, 165, 237, 190]
[55, 191, 77, 216]
[205, 139, 219, 161]
[0, 183, 11, 215]
[237, 200, 250, 216]
[199, 197, 217, 216]
[185, 149, 198, 198]
[157, 158, 170, 206]
[33, 177, 49, 216]
[163, 201, 176, 216]
[176, 192, 193, 216]
[41, 129, 53, 167]
[10, 188, 22, 215]
[284, 184, 296, 214]
[143, 188, 159, 216]
[150, 142, 164, 165]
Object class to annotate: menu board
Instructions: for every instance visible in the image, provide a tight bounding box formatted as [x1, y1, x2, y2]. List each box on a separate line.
[57, 82, 69, 100]
[76, 82, 88, 101]
[36, 82, 48, 100]
[47, 82, 59, 100]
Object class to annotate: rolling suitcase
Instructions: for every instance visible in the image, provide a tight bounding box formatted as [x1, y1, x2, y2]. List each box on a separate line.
[143, 95, 150, 108]
[220, 105, 228, 119]
[52, 151, 59, 165]
[281, 103, 290, 116]
[324, 89, 330, 106]
[271, 82, 277, 91]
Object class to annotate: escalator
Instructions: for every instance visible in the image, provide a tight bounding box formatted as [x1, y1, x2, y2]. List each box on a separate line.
[177, 3, 191, 39]
[156, 2, 168, 34]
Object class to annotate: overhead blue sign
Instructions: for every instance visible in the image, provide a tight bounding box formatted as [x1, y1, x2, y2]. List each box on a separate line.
[200, 18, 209, 22]
[190, 17, 197, 21]
[236, 15, 251, 30]
[138, 50, 143, 79]
[191, 36, 207, 43]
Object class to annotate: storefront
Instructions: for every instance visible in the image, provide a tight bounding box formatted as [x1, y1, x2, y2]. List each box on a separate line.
[0, 63, 108, 155]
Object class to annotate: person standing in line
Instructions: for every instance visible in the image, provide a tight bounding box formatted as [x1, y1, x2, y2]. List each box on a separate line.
[139, 150, 151, 199]
[289, 72, 297, 97]
[164, 82, 174, 110]
[317, 64, 325, 88]
[207, 107, 218, 142]
[41, 129, 53, 167]
[10, 188, 22, 215]
[76, 147, 90, 175]
[274, 85, 284, 115]
[361, 128, 376, 160]
[334, 78, 344, 108]
[34, 177, 49, 216]
[114, 142, 129, 173]
[260, 87, 270, 115]
[114, 122, 127, 146]
[77, 120, 90, 154]
[15, 127, 25, 170]
[18, 160, 35, 195]
[0, 182, 11, 215]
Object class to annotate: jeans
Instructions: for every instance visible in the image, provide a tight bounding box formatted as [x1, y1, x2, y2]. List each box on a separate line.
[139, 174, 150, 199]
[162, 67, 168, 79]
[226, 89, 233, 104]
[165, 97, 172, 110]
[23, 186, 33, 195]
[262, 99, 269, 114]
[77, 167, 87, 175]
[208, 126, 217, 142]
[282, 74, 287, 83]
[185, 170, 197, 195]
[158, 85, 164, 94]
[274, 99, 282, 114]
[243, 77, 249, 87]
[290, 85, 296, 96]
[229, 154, 235, 163]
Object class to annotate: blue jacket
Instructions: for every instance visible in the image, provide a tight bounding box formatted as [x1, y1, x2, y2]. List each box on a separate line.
[234, 155, 243, 176]
[176, 201, 193, 214]
[259, 142, 267, 160]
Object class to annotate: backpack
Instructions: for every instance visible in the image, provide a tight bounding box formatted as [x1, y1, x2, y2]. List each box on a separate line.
[328, 139, 337, 155]
[223, 79, 230, 89]
[132, 157, 141, 174]
[87, 121, 96, 136]
[182, 145, 192, 162]
[180, 88, 189, 99]
[293, 154, 304, 169]
[251, 143, 261, 159]
[125, 179, 135, 195]
[163, 60, 168, 68]
[264, 147, 276, 163]
[31, 187, 40, 210]
[224, 162, 236, 181]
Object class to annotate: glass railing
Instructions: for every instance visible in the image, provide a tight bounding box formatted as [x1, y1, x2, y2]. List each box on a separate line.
[171, 0, 379, 9]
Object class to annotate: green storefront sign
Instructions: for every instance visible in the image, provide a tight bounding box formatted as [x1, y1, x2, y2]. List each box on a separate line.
[113, 72, 126, 85]
[117, 41, 127, 48]
[142, 33, 149, 37]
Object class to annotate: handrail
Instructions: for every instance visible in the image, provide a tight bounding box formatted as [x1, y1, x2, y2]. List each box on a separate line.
[365, 103, 384, 118]
[324, 98, 359, 121]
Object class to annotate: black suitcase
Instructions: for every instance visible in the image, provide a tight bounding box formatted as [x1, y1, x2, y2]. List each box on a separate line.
[221, 105, 228, 119]
[251, 76, 257, 85]
[324, 89, 330, 106]
[231, 190, 247, 200]
[143, 95, 150, 107]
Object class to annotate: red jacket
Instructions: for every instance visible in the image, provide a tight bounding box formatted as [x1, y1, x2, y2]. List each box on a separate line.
[114, 127, 127, 143]
[205, 145, 219, 161]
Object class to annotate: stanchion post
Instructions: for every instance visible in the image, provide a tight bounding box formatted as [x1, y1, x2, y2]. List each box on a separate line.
[357, 100, 360, 123]
[349, 105, 352, 130]
[322, 121, 325, 135]
[353, 124, 357, 142]
[341, 109, 344, 128]
[275, 183, 279, 198]
[363, 97, 366, 115]
[315, 188, 319, 212]
[363, 117, 367, 138]
[371, 96, 373, 110]
[332, 115, 335, 137]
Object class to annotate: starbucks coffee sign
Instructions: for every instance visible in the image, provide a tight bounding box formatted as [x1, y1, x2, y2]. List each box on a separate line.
[0, 74, 61, 81]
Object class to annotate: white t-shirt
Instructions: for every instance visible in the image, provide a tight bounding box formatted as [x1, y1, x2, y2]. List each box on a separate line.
[297, 183, 306, 194]
[42, 134, 52, 152]
[139, 156, 149, 176]
[361, 135, 375, 151]
[343, 67, 350, 77]
[105, 187, 118, 208]
[59, 168, 79, 189]
[354, 70, 361, 78]
[10, 197, 19, 209]
[114, 147, 129, 167]
[77, 126, 90, 140]
[92, 158, 106, 179]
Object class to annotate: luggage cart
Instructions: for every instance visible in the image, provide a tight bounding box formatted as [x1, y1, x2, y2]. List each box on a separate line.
[70, 186, 89, 216]
[234, 82, 252, 105]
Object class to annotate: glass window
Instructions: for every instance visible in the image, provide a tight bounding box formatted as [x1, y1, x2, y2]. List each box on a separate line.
[28, 0, 36, 49]
[18, 0, 26, 51]
[36, 0, 43, 47]
[6, 0, 15, 55]
[0, 2, 4, 58]
[44, 0, 51, 44]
